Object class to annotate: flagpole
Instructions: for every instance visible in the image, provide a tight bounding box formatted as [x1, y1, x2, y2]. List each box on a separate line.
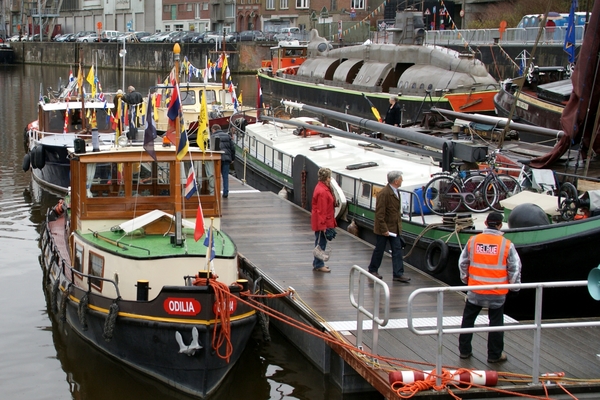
[173, 44, 183, 216]
[205, 217, 214, 271]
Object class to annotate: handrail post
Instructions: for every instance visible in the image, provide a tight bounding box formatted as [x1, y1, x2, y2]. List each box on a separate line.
[356, 270, 365, 349]
[436, 290, 444, 386]
[532, 285, 543, 384]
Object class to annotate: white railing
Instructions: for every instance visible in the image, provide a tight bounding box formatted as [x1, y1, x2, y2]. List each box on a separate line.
[349, 265, 390, 360]
[407, 280, 595, 386]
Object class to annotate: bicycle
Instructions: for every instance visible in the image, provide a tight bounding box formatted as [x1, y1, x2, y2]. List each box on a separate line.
[423, 163, 493, 216]
[474, 150, 522, 212]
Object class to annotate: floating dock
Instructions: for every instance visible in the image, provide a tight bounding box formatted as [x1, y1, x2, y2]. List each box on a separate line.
[221, 177, 600, 399]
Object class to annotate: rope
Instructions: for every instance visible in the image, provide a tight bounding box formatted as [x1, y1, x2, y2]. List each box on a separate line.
[403, 215, 473, 258]
[301, 169, 307, 209]
[78, 292, 89, 330]
[103, 300, 120, 342]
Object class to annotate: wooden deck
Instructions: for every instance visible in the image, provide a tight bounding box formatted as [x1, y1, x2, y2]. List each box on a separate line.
[221, 177, 600, 399]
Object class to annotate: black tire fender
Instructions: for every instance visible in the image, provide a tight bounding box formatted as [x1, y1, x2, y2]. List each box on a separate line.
[425, 239, 449, 274]
[34, 145, 45, 169]
[22, 152, 31, 172]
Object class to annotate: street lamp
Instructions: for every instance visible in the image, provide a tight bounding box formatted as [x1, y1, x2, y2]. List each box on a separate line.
[119, 40, 126, 91]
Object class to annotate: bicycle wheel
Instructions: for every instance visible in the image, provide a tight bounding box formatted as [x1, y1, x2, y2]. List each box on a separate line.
[488, 174, 521, 212]
[463, 174, 496, 212]
[423, 175, 462, 216]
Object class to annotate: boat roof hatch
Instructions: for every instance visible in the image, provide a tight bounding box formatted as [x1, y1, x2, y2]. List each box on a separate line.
[309, 144, 335, 151]
[346, 161, 378, 170]
[298, 57, 338, 80]
[332, 59, 364, 83]
[353, 62, 392, 87]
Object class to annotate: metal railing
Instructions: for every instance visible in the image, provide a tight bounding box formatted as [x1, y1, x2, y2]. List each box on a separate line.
[349, 265, 390, 360]
[407, 280, 596, 386]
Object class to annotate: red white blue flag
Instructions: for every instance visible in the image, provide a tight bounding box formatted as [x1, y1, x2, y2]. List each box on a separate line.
[185, 166, 197, 199]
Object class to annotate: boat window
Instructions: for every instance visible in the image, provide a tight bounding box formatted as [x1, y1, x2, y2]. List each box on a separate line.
[404, 82, 409, 89]
[184, 160, 216, 195]
[88, 251, 104, 291]
[419, 83, 425, 90]
[206, 90, 217, 104]
[132, 162, 171, 196]
[427, 84, 433, 90]
[87, 162, 125, 198]
[411, 83, 417, 89]
[361, 182, 371, 198]
[180, 90, 196, 106]
[74, 242, 84, 274]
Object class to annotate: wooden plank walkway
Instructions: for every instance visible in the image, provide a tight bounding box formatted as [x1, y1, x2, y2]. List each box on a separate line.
[221, 177, 600, 399]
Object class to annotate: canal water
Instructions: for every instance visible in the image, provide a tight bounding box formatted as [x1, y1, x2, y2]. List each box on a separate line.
[0, 65, 367, 400]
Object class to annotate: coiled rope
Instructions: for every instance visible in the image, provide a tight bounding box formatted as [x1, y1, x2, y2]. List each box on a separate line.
[59, 283, 71, 322]
[404, 214, 474, 258]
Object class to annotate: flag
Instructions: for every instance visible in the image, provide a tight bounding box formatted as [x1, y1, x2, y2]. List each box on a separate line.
[518, 57, 526, 76]
[77, 65, 84, 92]
[86, 65, 96, 98]
[63, 102, 69, 133]
[143, 93, 157, 161]
[167, 84, 180, 121]
[69, 67, 74, 83]
[176, 116, 189, 160]
[228, 82, 239, 112]
[185, 166, 197, 199]
[564, 0, 578, 64]
[194, 204, 205, 242]
[221, 54, 229, 88]
[197, 89, 210, 150]
[237, 90, 242, 105]
[203, 227, 215, 261]
[362, 93, 382, 122]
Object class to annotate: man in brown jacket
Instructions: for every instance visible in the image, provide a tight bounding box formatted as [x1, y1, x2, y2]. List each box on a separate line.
[367, 170, 410, 282]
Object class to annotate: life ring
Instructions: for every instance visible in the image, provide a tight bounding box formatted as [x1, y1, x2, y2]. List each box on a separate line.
[285, 67, 297, 75]
[22, 152, 31, 172]
[425, 239, 449, 274]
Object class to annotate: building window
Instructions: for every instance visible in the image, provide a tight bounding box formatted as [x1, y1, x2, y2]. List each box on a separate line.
[163, 5, 169, 12]
[203, 2, 208, 10]
[266, 0, 274, 10]
[296, 0, 309, 9]
[280, 0, 288, 9]
[187, 3, 192, 11]
[226, 4, 234, 18]
[351, 0, 364, 9]
[175, 24, 184, 31]
[165, 25, 171, 31]
[88, 252, 104, 290]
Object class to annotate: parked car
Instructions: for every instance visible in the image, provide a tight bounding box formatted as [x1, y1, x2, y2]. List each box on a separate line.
[203, 31, 235, 43]
[7, 34, 23, 42]
[190, 32, 208, 43]
[77, 32, 99, 42]
[238, 30, 266, 41]
[74, 31, 95, 41]
[168, 31, 189, 43]
[101, 30, 120, 42]
[111, 32, 135, 43]
[132, 31, 151, 42]
[180, 31, 202, 43]
[273, 27, 302, 41]
[54, 33, 75, 42]
[140, 32, 162, 42]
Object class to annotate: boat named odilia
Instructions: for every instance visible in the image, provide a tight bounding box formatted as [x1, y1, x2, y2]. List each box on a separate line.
[38, 46, 256, 398]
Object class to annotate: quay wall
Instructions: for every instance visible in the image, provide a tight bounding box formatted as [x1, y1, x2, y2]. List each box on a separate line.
[9, 41, 271, 74]
[10, 41, 570, 81]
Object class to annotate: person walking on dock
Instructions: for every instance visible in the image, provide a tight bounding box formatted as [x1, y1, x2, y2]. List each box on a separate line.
[210, 124, 235, 198]
[458, 212, 521, 363]
[367, 171, 410, 282]
[311, 168, 337, 273]
[384, 95, 401, 127]
[123, 86, 143, 140]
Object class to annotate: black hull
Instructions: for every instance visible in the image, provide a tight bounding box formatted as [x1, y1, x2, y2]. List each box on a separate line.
[30, 144, 71, 193]
[493, 87, 564, 143]
[259, 73, 450, 125]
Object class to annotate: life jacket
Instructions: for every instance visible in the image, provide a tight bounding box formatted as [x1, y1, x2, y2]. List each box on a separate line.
[467, 233, 510, 295]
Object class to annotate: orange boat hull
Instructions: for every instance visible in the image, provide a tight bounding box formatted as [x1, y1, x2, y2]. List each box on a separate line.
[444, 90, 498, 113]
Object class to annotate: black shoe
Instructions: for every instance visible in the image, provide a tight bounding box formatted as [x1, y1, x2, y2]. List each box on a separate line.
[459, 352, 472, 359]
[487, 352, 507, 363]
[393, 275, 411, 283]
[223, 194, 228, 198]
[369, 271, 383, 279]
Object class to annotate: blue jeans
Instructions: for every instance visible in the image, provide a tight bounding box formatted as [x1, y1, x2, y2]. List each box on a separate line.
[367, 234, 404, 277]
[459, 300, 504, 359]
[312, 231, 328, 269]
[221, 161, 230, 196]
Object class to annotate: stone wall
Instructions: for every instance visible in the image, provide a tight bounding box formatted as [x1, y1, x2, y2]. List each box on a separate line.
[10, 41, 570, 81]
[11, 41, 271, 74]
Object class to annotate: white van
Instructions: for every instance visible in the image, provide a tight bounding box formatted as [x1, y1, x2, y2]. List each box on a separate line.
[101, 30, 120, 42]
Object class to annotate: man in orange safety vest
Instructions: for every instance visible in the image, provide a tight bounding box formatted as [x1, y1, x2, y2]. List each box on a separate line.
[458, 211, 521, 363]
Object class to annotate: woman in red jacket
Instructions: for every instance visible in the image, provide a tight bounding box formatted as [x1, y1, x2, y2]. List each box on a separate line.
[311, 168, 337, 272]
